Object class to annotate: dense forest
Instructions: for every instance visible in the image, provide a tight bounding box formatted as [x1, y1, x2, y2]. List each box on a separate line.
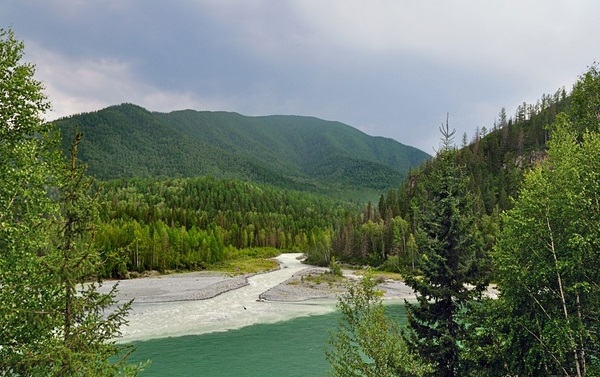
[322, 85, 570, 269]
[93, 177, 360, 277]
[83, 76, 574, 277]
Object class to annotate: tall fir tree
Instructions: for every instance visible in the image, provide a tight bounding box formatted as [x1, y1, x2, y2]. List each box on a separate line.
[403, 117, 490, 377]
[44, 132, 141, 375]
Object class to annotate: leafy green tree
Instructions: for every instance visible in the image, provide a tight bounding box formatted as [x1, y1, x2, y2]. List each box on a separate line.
[0, 29, 141, 376]
[0, 27, 60, 373]
[569, 62, 600, 133]
[328, 256, 343, 277]
[327, 272, 430, 377]
[488, 115, 600, 376]
[403, 119, 489, 377]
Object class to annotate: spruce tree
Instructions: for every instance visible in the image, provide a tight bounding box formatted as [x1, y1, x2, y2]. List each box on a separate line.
[403, 117, 489, 377]
[45, 133, 140, 375]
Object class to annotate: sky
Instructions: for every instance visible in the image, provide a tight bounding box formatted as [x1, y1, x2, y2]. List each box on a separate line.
[2, 1, 599, 153]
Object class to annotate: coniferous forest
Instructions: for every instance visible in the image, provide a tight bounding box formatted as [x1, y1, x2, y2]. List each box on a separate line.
[2, 25, 599, 376]
[93, 177, 360, 277]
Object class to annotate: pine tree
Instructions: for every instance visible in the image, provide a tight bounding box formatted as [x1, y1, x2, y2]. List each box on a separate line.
[403, 117, 490, 376]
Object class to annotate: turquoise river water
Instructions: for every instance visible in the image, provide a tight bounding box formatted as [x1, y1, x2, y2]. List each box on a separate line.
[127, 305, 406, 376]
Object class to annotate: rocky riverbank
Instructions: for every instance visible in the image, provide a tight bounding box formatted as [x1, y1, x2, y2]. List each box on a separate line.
[102, 260, 415, 305]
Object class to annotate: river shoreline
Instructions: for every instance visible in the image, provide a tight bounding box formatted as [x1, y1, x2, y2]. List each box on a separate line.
[100, 254, 416, 306]
[98, 253, 417, 341]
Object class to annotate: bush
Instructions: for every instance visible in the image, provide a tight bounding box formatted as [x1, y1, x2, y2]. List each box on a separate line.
[377, 255, 402, 273]
[329, 256, 343, 277]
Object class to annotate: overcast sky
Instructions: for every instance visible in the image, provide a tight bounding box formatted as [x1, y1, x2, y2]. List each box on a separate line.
[3, 1, 599, 152]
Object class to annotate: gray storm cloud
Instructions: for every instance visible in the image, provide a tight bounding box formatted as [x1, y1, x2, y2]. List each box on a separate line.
[2, 0, 598, 151]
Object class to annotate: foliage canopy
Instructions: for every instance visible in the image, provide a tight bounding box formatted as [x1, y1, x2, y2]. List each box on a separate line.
[0, 29, 140, 376]
[327, 273, 430, 377]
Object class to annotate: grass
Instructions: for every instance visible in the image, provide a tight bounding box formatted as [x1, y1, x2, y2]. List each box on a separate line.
[301, 272, 345, 287]
[352, 269, 404, 282]
[206, 246, 283, 275]
[208, 257, 279, 276]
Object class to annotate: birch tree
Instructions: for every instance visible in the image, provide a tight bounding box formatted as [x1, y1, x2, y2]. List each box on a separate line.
[0, 28, 141, 376]
[327, 273, 430, 377]
[491, 114, 600, 376]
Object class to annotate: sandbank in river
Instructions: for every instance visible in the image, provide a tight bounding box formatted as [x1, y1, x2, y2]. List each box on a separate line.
[98, 253, 415, 342]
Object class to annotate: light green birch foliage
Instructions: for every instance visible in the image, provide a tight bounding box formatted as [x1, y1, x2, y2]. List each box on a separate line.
[0, 29, 143, 376]
[491, 114, 600, 376]
[327, 273, 430, 377]
[0, 27, 59, 372]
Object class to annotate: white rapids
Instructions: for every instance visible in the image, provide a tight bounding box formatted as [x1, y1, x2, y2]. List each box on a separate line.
[112, 253, 337, 342]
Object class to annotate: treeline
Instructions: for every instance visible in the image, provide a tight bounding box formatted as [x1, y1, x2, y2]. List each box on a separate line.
[93, 177, 360, 277]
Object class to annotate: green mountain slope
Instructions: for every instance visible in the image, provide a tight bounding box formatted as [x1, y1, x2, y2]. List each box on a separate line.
[55, 104, 430, 196]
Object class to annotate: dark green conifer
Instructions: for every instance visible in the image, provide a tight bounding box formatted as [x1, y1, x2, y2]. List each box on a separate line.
[403, 116, 490, 377]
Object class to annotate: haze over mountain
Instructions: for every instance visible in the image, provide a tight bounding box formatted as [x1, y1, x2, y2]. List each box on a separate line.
[55, 103, 430, 197]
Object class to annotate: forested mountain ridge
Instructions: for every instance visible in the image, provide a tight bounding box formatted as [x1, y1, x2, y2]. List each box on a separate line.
[55, 104, 430, 197]
[412, 87, 568, 216]
[319, 84, 574, 268]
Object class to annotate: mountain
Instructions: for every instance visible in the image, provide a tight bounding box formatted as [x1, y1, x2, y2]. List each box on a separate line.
[376, 86, 570, 225]
[55, 104, 430, 198]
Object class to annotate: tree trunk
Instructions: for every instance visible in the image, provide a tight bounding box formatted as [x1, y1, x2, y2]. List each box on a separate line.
[547, 214, 582, 377]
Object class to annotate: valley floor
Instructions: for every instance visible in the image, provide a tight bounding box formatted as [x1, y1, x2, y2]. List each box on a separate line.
[98, 253, 417, 341]
[101, 254, 416, 305]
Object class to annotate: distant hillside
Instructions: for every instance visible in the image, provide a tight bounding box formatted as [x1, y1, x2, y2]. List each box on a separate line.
[55, 104, 430, 198]
[386, 88, 569, 219]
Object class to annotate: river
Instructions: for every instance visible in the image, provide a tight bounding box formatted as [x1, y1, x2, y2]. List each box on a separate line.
[119, 253, 338, 342]
[115, 254, 406, 375]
